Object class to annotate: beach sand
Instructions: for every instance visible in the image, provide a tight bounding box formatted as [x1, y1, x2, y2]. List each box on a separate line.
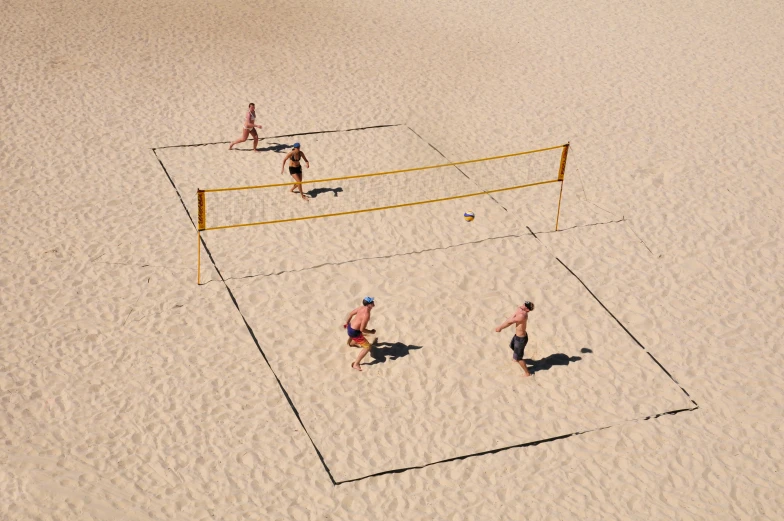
[1, 0, 782, 519]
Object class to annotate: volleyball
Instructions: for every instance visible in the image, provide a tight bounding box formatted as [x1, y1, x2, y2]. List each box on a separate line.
[464, 211, 475, 222]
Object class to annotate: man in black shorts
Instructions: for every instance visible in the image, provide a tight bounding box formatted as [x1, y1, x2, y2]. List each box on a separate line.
[494, 301, 535, 377]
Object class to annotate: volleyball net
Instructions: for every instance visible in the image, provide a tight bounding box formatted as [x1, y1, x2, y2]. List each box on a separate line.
[196, 143, 569, 283]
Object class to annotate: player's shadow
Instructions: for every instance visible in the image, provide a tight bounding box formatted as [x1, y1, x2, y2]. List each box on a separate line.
[252, 142, 289, 153]
[307, 187, 344, 198]
[367, 342, 423, 366]
[525, 348, 591, 374]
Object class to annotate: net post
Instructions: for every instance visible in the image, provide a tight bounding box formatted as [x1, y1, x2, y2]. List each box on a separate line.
[557, 142, 569, 181]
[555, 143, 569, 231]
[197, 190, 205, 285]
[555, 181, 565, 231]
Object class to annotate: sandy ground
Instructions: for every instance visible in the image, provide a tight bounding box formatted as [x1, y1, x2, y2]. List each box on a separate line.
[1, 0, 783, 519]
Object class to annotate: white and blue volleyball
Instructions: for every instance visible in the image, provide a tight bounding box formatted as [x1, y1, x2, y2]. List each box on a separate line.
[464, 211, 475, 222]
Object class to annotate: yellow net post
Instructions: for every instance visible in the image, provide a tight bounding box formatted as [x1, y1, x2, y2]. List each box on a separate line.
[197, 189, 205, 284]
[557, 142, 569, 181]
[555, 143, 569, 231]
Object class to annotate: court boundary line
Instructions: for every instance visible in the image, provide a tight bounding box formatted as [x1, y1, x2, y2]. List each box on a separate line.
[154, 123, 402, 150]
[208, 218, 625, 283]
[152, 125, 698, 487]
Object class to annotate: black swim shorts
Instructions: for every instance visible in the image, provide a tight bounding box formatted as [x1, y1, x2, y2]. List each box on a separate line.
[509, 334, 528, 361]
[289, 165, 302, 176]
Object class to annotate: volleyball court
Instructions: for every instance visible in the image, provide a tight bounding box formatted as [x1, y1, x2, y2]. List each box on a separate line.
[156, 126, 694, 482]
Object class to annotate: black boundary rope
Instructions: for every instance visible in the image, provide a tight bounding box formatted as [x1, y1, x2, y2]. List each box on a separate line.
[335, 229, 699, 484]
[153, 127, 698, 487]
[154, 123, 402, 150]
[196, 234, 337, 485]
[525, 227, 697, 406]
[337, 406, 695, 485]
[212, 218, 622, 283]
[222, 232, 525, 282]
[153, 149, 195, 228]
[151, 146, 338, 485]
[553, 256, 697, 405]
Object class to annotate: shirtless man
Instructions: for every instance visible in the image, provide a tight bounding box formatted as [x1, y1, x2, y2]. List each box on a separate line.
[494, 301, 535, 376]
[342, 297, 377, 371]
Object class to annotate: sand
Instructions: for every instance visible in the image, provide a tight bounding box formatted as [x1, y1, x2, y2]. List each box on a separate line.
[1, 0, 783, 519]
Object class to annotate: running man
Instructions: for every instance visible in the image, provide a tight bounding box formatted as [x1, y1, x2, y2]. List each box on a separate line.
[281, 142, 310, 201]
[343, 297, 377, 371]
[495, 301, 535, 376]
[229, 103, 263, 151]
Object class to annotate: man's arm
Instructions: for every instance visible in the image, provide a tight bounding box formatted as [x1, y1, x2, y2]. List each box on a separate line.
[357, 310, 376, 334]
[343, 308, 358, 328]
[495, 311, 520, 333]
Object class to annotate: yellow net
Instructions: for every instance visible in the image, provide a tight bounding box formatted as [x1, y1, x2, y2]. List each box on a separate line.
[198, 144, 568, 232]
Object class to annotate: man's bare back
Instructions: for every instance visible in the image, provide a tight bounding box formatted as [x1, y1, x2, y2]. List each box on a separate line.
[347, 306, 372, 332]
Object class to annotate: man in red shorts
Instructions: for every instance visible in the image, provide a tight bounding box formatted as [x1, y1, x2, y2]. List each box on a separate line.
[343, 297, 377, 372]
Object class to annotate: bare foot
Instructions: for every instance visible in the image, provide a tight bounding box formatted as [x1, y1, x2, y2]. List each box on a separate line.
[228, 145, 234, 150]
[351, 362, 362, 372]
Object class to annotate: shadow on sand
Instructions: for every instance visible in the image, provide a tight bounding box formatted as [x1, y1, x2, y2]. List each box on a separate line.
[367, 342, 423, 366]
[306, 187, 343, 198]
[233, 142, 290, 152]
[525, 348, 592, 374]
[255, 142, 290, 153]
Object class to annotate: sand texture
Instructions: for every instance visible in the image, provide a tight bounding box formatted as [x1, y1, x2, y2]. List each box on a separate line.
[1, 0, 783, 519]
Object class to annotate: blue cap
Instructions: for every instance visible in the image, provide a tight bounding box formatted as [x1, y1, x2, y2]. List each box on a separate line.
[292, 142, 300, 148]
[362, 296, 375, 306]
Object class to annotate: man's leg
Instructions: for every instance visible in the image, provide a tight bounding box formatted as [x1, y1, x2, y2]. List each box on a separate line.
[363, 331, 378, 346]
[352, 346, 370, 371]
[513, 336, 531, 377]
